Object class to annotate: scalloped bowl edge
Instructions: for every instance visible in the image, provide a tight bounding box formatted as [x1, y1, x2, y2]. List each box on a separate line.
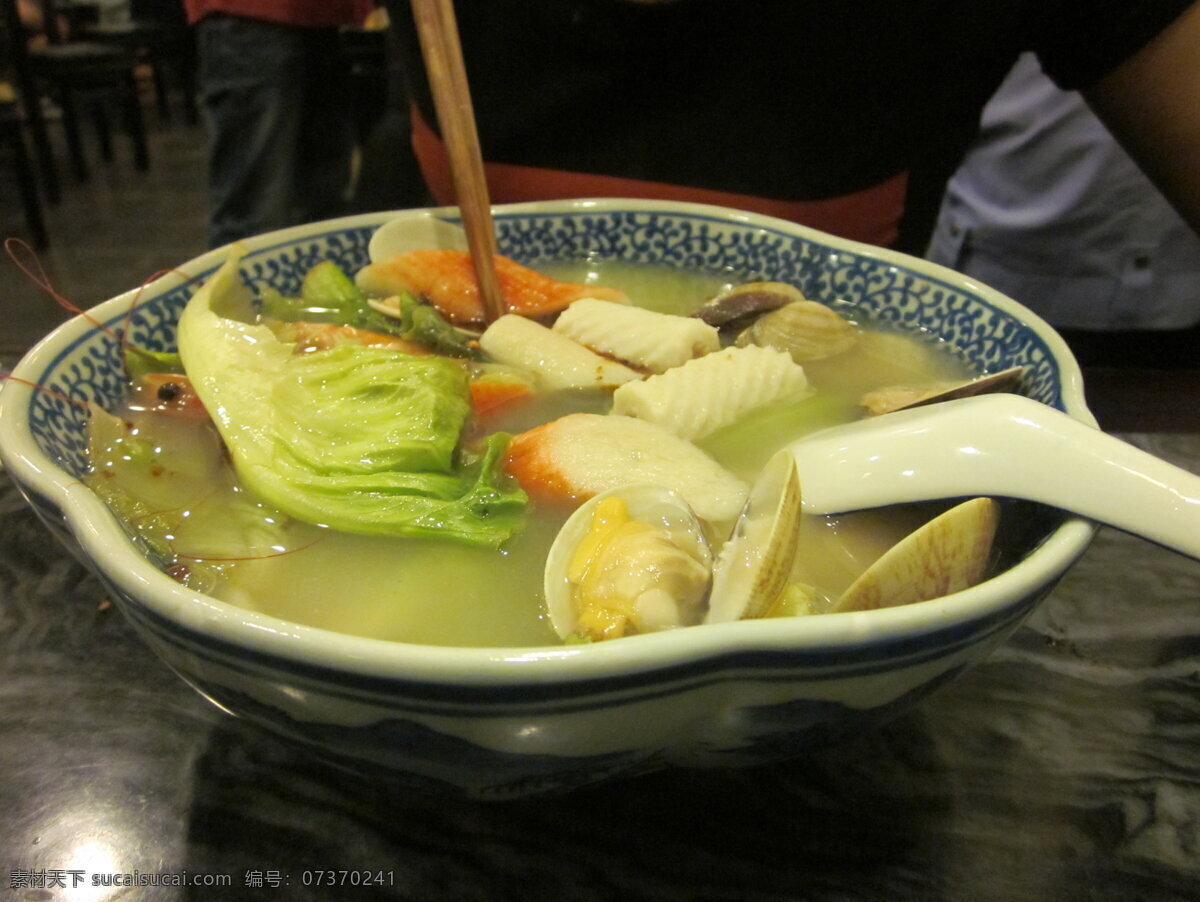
[0, 200, 1098, 796]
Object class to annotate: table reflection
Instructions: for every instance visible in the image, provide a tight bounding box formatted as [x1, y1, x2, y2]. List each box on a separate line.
[2, 433, 1197, 900]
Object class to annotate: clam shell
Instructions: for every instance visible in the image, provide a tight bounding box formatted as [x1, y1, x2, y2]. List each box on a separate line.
[705, 452, 803, 623]
[833, 497, 1000, 613]
[736, 300, 859, 362]
[693, 281, 804, 329]
[368, 215, 468, 263]
[367, 296, 405, 320]
[859, 366, 1026, 416]
[543, 484, 713, 640]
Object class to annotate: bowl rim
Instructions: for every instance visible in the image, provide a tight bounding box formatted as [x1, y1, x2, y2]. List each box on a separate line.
[0, 198, 1097, 686]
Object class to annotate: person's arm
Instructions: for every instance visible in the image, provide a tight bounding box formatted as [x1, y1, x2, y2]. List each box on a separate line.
[1084, 0, 1200, 236]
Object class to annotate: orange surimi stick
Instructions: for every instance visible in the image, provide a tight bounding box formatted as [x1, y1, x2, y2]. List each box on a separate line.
[504, 413, 749, 524]
[357, 249, 628, 325]
[469, 372, 535, 418]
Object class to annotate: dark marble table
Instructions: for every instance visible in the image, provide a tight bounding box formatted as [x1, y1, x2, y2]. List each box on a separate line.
[2, 434, 1198, 902]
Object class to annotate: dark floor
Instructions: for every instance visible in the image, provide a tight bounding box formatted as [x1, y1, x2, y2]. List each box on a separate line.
[1, 95, 208, 359]
[2, 93, 1197, 433]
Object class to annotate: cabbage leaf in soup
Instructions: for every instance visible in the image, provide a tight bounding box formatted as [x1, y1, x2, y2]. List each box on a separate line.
[273, 342, 469, 475]
[177, 255, 527, 547]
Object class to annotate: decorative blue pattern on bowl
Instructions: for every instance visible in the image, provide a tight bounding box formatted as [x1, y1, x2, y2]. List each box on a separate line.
[26, 207, 1061, 479]
[493, 210, 1060, 406]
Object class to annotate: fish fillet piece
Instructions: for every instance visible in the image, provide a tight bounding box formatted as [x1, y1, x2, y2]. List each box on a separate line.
[505, 413, 748, 525]
[552, 298, 720, 373]
[611, 345, 811, 441]
[356, 249, 628, 325]
[479, 314, 640, 391]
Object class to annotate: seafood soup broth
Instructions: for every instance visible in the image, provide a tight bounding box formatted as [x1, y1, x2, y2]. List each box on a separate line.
[93, 260, 976, 648]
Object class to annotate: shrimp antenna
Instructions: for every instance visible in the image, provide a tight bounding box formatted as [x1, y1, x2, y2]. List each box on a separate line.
[3, 237, 120, 341]
[118, 267, 194, 347]
[0, 371, 92, 412]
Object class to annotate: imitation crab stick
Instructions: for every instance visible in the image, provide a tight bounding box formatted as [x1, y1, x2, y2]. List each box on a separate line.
[504, 413, 749, 525]
[355, 249, 628, 325]
[469, 366, 536, 418]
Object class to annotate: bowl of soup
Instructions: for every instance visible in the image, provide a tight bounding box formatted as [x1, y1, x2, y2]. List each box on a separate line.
[0, 199, 1095, 798]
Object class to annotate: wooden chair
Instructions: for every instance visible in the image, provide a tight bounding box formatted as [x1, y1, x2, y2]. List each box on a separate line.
[0, 82, 48, 247]
[76, 0, 197, 124]
[2, 0, 149, 203]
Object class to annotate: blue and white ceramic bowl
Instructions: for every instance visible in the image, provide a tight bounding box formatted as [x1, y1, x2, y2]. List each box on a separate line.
[0, 200, 1096, 798]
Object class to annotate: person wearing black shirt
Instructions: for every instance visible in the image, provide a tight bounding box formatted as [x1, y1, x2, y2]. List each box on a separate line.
[382, 0, 1200, 255]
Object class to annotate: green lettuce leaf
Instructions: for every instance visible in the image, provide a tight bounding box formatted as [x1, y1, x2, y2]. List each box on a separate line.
[176, 253, 526, 547]
[123, 345, 184, 382]
[272, 342, 470, 474]
[261, 259, 477, 358]
[258, 260, 367, 324]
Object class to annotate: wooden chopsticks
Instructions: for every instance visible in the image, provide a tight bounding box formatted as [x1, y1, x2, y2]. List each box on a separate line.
[411, 0, 506, 324]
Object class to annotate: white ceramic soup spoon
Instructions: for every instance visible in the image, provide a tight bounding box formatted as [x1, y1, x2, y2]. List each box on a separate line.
[786, 393, 1200, 560]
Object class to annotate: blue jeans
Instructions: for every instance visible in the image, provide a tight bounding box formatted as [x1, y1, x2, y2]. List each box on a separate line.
[197, 16, 356, 248]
